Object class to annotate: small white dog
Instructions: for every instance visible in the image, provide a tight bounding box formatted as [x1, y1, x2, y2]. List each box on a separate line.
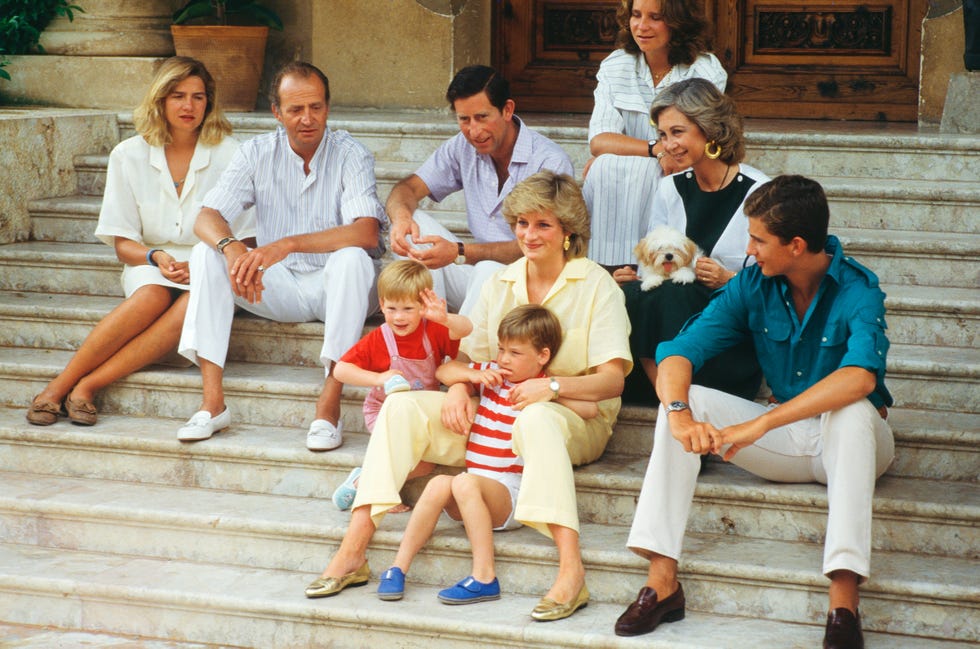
[634, 226, 702, 291]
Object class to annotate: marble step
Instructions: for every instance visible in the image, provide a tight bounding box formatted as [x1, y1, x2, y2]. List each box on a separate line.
[61, 154, 980, 237]
[0, 406, 975, 554]
[1, 468, 977, 642]
[117, 111, 980, 185]
[1, 343, 977, 481]
[1, 545, 972, 649]
[0, 278, 974, 357]
[0, 622, 219, 649]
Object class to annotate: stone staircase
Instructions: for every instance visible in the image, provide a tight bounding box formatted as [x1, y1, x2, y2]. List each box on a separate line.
[0, 109, 977, 648]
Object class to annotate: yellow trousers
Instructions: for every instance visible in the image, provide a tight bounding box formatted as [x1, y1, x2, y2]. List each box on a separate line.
[352, 391, 615, 537]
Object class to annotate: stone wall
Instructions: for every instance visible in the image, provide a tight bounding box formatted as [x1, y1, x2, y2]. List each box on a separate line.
[309, 0, 490, 109]
[919, 2, 967, 125]
[0, 110, 117, 243]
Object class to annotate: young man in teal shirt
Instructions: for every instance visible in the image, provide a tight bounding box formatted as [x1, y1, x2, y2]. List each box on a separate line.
[618, 175, 895, 649]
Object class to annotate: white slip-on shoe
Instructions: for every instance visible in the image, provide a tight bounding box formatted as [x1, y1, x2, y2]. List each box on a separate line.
[307, 418, 343, 451]
[177, 407, 231, 442]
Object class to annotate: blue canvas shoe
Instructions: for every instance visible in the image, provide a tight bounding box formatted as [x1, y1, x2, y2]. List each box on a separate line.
[332, 467, 361, 511]
[377, 566, 406, 601]
[437, 576, 500, 605]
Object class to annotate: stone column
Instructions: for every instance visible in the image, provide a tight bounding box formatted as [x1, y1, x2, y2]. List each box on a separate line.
[39, 0, 175, 56]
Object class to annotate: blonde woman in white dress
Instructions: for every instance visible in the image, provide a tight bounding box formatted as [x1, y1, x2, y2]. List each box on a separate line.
[27, 56, 254, 426]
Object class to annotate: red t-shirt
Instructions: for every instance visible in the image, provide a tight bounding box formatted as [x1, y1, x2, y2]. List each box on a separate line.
[340, 320, 460, 372]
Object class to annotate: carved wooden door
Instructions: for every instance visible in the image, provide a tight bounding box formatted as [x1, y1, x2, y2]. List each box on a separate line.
[493, 0, 927, 120]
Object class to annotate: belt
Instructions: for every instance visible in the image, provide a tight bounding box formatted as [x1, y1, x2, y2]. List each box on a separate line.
[767, 395, 888, 420]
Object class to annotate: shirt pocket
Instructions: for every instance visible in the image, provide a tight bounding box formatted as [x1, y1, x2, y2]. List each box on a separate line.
[748, 313, 791, 359]
[818, 320, 849, 351]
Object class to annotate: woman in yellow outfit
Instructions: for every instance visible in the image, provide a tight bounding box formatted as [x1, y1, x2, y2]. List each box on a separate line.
[308, 170, 631, 621]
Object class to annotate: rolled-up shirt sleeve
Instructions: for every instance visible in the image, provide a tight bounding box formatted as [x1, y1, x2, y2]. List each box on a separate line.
[588, 65, 627, 140]
[339, 146, 386, 226]
[95, 145, 143, 245]
[202, 144, 256, 224]
[839, 299, 889, 378]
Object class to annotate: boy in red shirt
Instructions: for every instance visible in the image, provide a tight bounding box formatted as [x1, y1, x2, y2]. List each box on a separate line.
[329, 260, 472, 510]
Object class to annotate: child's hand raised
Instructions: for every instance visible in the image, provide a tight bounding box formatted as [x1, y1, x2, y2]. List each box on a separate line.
[419, 288, 448, 325]
[472, 368, 504, 390]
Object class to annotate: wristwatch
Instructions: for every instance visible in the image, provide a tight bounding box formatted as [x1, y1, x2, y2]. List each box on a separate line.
[454, 242, 466, 265]
[665, 400, 690, 414]
[647, 139, 657, 158]
[215, 236, 238, 253]
[549, 378, 560, 400]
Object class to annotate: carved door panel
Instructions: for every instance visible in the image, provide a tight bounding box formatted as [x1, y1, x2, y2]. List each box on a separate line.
[715, 0, 929, 120]
[493, 0, 926, 120]
[493, 0, 621, 112]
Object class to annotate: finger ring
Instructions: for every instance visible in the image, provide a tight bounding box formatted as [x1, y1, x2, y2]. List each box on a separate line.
[257, 265, 265, 272]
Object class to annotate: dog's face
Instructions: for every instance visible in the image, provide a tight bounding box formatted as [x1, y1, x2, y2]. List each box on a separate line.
[634, 226, 699, 277]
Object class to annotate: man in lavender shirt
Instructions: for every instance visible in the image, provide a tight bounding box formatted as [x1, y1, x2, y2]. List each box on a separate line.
[385, 65, 573, 315]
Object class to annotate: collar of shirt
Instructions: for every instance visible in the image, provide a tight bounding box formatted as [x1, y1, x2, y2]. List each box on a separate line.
[148, 140, 211, 202]
[277, 124, 331, 178]
[774, 234, 843, 332]
[498, 256, 591, 304]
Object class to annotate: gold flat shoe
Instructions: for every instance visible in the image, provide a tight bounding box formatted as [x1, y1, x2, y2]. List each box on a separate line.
[304, 562, 370, 599]
[531, 583, 590, 622]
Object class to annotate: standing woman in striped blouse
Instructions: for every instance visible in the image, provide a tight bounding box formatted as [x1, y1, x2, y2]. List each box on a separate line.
[583, 0, 726, 272]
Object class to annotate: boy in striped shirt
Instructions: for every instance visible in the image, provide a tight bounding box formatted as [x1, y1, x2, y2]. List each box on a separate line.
[375, 304, 598, 604]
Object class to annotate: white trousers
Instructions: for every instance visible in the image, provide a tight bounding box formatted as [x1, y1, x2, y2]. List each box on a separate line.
[627, 385, 895, 579]
[408, 210, 503, 316]
[178, 242, 379, 374]
[583, 154, 663, 266]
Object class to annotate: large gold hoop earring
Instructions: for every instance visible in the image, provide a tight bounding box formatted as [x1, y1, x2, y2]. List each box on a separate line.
[563, 235, 571, 251]
[704, 141, 722, 160]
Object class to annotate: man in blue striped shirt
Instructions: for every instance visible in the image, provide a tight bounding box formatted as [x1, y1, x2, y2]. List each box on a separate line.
[176, 61, 386, 452]
[618, 176, 895, 649]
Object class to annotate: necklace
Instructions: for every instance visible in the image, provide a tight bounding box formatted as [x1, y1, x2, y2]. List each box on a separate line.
[173, 178, 185, 188]
[652, 65, 673, 85]
[715, 164, 733, 191]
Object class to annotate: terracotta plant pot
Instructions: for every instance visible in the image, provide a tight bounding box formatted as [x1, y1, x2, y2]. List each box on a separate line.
[170, 24, 268, 111]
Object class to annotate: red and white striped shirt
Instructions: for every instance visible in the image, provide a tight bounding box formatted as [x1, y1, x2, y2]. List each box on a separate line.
[465, 362, 544, 478]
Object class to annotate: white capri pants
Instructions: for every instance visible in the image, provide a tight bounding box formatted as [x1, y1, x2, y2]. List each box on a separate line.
[627, 385, 894, 579]
[406, 209, 503, 316]
[178, 242, 379, 373]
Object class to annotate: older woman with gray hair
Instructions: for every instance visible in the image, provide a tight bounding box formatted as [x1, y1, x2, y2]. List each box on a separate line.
[308, 171, 631, 623]
[618, 77, 768, 406]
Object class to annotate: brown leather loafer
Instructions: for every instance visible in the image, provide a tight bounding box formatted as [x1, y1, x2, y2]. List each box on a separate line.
[65, 394, 97, 426]
[614, 583, 685, 637]
[823, 607, 863, 649]
[26, 395, 63, 426]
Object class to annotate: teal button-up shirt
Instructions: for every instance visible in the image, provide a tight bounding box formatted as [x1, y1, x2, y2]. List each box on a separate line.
[657, 235, 893, 409]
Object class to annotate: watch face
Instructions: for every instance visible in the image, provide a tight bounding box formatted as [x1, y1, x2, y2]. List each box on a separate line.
[668, 400, 689, 412]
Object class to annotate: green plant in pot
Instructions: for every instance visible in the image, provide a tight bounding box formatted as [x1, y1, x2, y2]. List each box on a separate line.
[172, 0, 283, 31]
[171, 0, 284, 111]
[0, 0, 84, 80]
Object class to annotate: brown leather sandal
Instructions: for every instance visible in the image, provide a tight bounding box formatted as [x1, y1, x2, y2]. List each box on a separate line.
[26, 395, 63, 426]
[65, 394, 97, 426]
